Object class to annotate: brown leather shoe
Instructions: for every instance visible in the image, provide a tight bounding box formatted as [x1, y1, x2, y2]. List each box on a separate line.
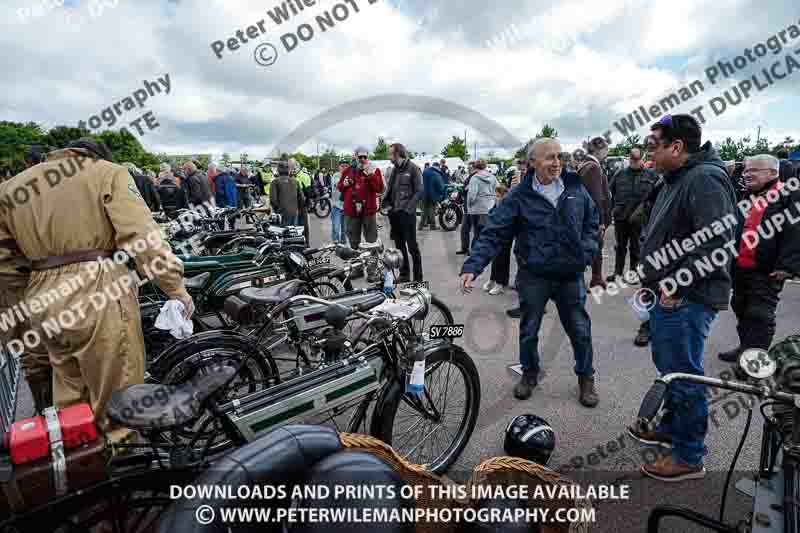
[578, 376, 598, 407]
[641, 456, 706, 482]
[627, 425, 673, 449]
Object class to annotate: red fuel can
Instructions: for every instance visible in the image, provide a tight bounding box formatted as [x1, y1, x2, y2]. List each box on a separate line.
[6, 415, 48, 465]
[5, 403, 98, 465]
[58, 403, 98, 448]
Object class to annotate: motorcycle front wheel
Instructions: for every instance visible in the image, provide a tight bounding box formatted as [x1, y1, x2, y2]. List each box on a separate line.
[438, 205, 461, 231]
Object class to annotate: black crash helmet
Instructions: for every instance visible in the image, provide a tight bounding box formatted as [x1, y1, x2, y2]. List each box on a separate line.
[503, 414, 555, 465]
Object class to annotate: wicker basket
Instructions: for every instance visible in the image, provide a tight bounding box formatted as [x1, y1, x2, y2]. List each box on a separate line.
[339, 434, 592, 533]
[470, 456, 593, 533]
[340, 433, 464, 533]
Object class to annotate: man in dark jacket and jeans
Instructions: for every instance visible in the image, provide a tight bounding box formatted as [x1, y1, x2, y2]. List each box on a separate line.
[383, 143, 424, 282]
[629, 114, 738, 482]
[419, 162, 446, 230]
[460, 138, 600, 407]
[718, 155, 800, 363]
[607, 148, 657, 282]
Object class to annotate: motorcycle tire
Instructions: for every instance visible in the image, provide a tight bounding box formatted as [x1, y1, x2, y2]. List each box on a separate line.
[314, 198, 332, 218]
[438, 205, 461, 231]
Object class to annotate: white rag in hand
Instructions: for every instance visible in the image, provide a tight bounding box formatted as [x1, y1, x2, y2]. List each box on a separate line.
[154, 300, 194, 339]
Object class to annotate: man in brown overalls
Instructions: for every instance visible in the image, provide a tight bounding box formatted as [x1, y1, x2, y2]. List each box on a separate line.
[0, 147, 52, 414]
[0, 139, 193, 444]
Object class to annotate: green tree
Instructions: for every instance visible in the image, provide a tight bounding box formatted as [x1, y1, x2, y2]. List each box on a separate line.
[95, 129, 159, 170]
[441, 136, 468, 161]
[608, 134, 642, 157]
[745, 136, 771, 157]
[538, 124, 558, 138]
[717, 137, 749, 161]
[41, 125, 90, 149]
[0, 121, 46, 176]
[514, 124, 560, 160]
[372, 137, 389, 160]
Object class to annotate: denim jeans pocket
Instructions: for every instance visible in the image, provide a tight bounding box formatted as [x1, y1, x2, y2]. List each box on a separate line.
[659, 298, 689, 314]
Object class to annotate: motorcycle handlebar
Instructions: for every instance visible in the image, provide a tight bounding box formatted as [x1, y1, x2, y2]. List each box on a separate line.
[637, 372, 796, 427]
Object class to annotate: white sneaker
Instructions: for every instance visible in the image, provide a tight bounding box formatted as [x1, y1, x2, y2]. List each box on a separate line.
[482, 280, 496, 292]
[489, 285, 505, 295]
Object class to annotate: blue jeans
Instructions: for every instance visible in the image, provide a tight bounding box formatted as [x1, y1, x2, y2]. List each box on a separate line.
[331, 207, 345, 243]
[517, 270, 594, 377]
[651, 299, 717, 465]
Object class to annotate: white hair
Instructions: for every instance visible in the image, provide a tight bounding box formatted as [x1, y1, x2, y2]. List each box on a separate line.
[745, 154, 779, 172]
[527, 137, 561, 161]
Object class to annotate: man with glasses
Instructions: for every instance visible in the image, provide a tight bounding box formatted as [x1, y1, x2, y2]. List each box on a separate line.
[629, 114, 737, 482]
[718, 155, 800, 364]
[337, 147, 384, 279]
[607, 148, 657, 283]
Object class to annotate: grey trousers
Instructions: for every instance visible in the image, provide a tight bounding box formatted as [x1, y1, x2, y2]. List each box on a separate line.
[345, 215, 378, 250]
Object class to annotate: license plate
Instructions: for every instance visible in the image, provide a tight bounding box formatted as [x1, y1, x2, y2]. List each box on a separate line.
[309, 256, 331, 266]
[428, 324, 465, 339]
[257, 273, 285, 286]
[398, 281, 429, 290]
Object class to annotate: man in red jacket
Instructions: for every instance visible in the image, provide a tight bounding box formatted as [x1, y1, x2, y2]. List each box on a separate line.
[337, 146, 384, 253]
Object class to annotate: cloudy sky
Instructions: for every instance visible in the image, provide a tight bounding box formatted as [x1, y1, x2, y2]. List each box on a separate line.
[3, 0, 800, 159]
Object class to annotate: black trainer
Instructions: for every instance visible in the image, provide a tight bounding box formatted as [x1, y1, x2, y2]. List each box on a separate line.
[514, 371, 539, 400]
[634, 323, 650, 347]
[506, 307, 521, 319]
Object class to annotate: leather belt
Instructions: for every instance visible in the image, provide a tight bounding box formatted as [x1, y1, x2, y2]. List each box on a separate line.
[31, 249, 116, 271]
[0, 239, 20, 252]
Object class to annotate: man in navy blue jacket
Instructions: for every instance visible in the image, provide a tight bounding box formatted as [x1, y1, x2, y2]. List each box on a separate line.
[420, 162, 446, 230]
[460, 138, 600, 407]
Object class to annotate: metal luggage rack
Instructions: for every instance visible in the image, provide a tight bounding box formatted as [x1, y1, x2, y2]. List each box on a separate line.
[0, 344, 21, 480]
[0, 344, 20, 437]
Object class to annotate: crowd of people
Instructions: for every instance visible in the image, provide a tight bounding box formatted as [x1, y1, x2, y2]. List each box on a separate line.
[458, 114, 800, 483]
[1, 113, 799, 487]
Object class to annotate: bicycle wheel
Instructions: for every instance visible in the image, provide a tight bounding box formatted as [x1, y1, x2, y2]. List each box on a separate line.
[372, 346, 480, 473]
[310, 280, 341, 299]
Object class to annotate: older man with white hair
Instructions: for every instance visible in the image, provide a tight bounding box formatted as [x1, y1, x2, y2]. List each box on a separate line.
[718, 153, 800, 363]
[460, 137, 600, 406]
[182, 161, 213, 215]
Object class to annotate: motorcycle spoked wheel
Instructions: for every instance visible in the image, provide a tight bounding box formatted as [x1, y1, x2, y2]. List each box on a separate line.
[438, 205, 461, 231]
[314, 198, 332, 218]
